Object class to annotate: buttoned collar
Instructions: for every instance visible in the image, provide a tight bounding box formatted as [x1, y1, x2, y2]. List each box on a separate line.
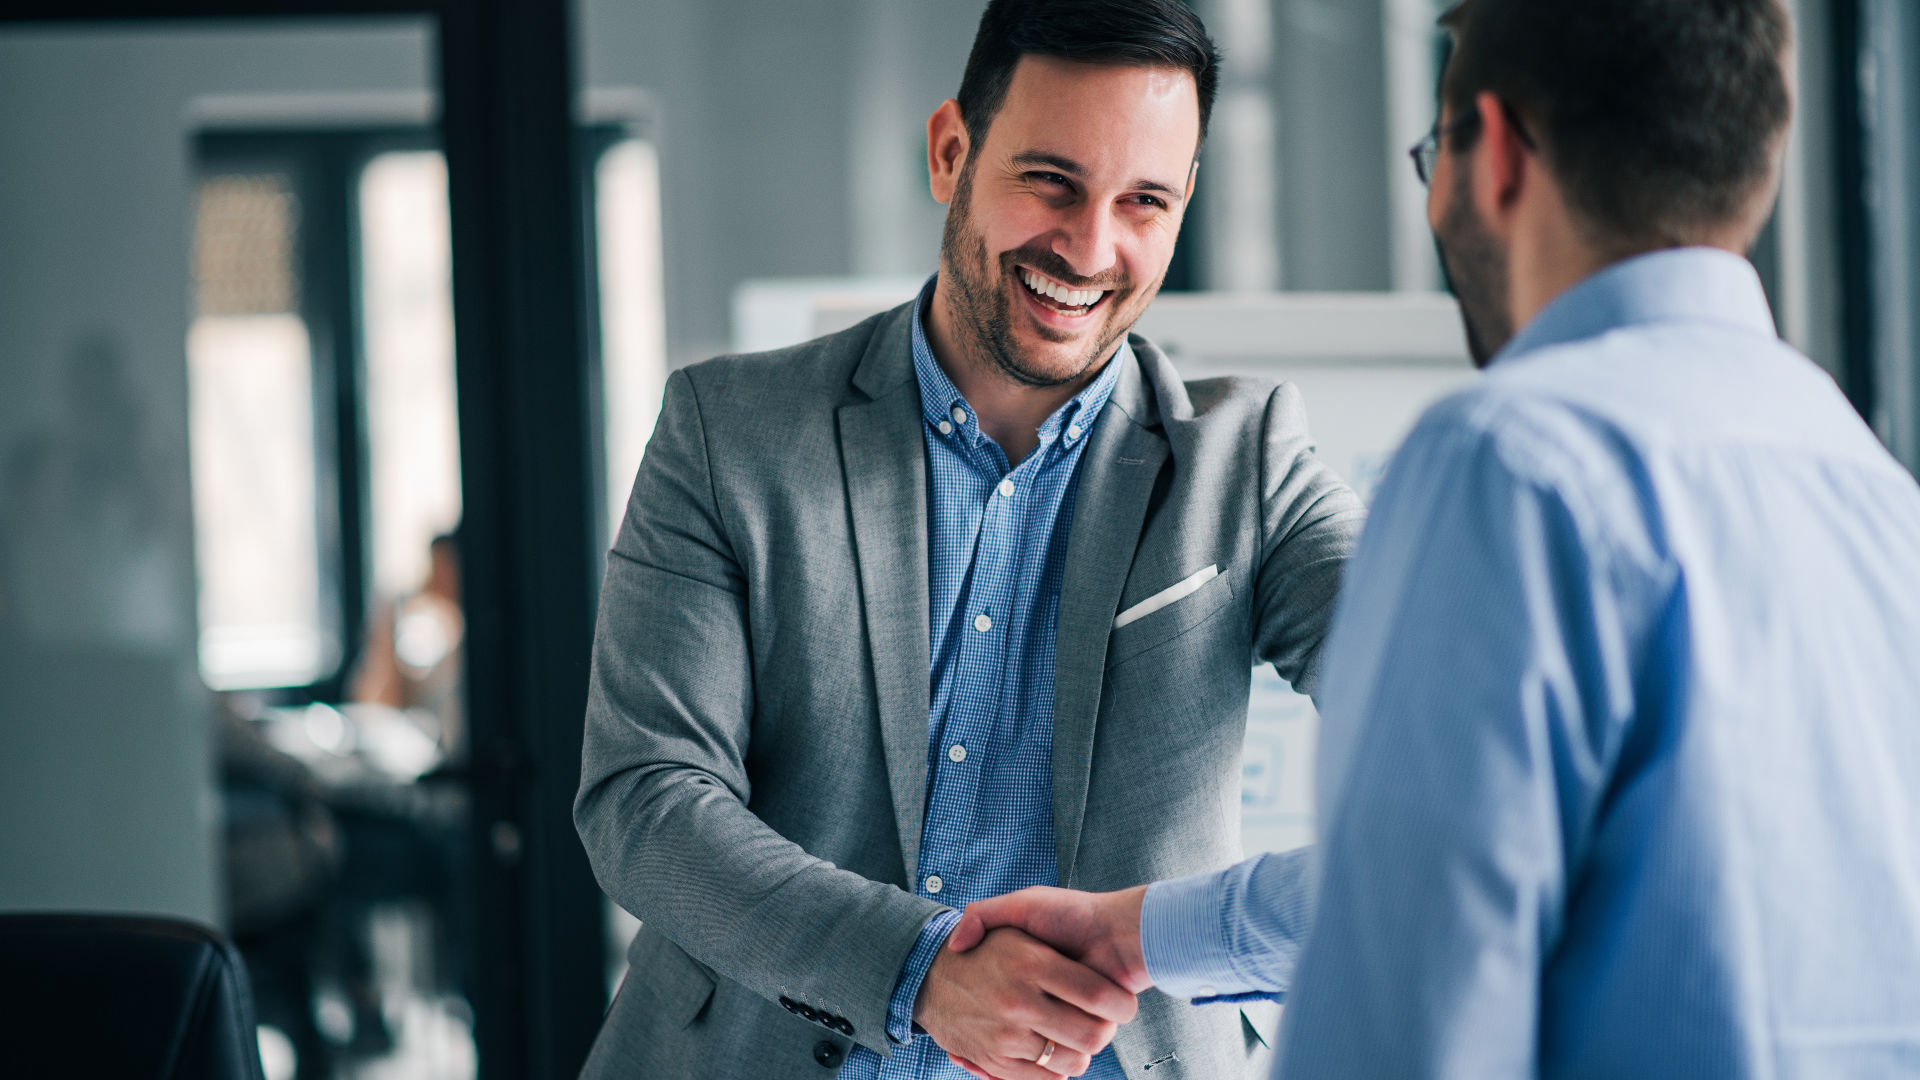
[909, 275, 1124, 459]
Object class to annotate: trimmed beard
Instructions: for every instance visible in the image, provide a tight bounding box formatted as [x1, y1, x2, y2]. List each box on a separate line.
[1435, 165, 1514, 369]
[938, 159, 1137, 388]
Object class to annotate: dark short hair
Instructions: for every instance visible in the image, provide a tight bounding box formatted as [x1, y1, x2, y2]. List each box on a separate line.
[1441, 0, 1792, 247]
[956, 0, 1219, 153]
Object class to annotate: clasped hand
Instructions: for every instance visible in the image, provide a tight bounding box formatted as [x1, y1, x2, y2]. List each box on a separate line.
[914, 886, 1150, 1080]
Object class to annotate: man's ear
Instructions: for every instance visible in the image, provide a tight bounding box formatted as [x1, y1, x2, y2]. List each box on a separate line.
[1471, 90, 1530, 228]
[927, 99, 970, 205]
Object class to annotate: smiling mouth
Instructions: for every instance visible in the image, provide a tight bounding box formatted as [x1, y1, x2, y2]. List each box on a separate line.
[1016, 267, 1113, 318]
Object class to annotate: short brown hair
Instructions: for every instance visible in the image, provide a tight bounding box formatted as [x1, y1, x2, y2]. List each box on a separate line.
[957, 0, 1220, 151]
[1440, 0, 1793, 247]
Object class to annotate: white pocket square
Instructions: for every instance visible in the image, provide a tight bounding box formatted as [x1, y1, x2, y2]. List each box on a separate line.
[1113, 564, 1220, 629]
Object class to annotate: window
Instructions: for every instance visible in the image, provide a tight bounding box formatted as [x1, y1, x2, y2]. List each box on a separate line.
[358, 150, 461, 598]
[189, 169, 331, 690]
[592, 137, 669, 539]
[187, 120, 667, 693]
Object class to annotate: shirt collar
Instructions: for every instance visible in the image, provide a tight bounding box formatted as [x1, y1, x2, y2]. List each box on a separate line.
[1497, 247, 1779, 366]
[909, 274, 1125, 453]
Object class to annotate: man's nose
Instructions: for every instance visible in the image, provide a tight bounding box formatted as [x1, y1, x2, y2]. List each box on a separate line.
[1050, 202, 1119, 282]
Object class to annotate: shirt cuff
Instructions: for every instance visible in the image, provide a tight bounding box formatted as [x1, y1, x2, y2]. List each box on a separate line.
[885, 908, 963, 1044]
[1141, 853, 1305, 1004]
[1140, 869, 1247, 1000]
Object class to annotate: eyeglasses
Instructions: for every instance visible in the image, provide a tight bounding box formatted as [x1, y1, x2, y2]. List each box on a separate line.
[1408, 103, 1535, 187]
[1409, 113, 1478, 187]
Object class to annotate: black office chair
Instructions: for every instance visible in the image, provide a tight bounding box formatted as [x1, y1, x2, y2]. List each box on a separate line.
[0, 913, 267, 1080]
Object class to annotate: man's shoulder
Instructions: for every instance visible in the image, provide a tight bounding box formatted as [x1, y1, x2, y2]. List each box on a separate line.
[1400, 370, 1626, 497]
[1435, 323, 1873, 489]
[1387, 362, 1683, 580]
[1126, 332, 1289, 433]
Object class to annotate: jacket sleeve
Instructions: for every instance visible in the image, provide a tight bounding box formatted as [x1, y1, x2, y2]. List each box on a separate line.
[574, 367, 946, 1053]
[1251, 382, 1368, 697]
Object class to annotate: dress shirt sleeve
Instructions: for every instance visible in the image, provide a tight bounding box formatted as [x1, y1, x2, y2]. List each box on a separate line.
[885, 909, 963, 1043]
[1139, 847, 1312, 1002]
[1273, 402, 1658, 1079]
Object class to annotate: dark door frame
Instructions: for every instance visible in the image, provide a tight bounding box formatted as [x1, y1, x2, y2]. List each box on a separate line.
[1829, 0, 1879, 423]
[2, 4, 606, 1078]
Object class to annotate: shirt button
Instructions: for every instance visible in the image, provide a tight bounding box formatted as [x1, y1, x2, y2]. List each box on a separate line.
[925, 875, 944, 895]
[997, 479, 1015, 498]
[937, 420, 953, 436]
[948, 743, 967, 763]
[973, 613, 992, 633]
[951, 405, 967, 425]
[1067, 424, 1083, 440]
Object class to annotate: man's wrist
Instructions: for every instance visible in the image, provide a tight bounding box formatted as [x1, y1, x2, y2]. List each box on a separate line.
[888, 908, 962, 1043]
[1106, 885, 1151, 991]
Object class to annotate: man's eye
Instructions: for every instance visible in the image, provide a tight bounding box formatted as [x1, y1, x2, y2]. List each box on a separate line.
[1128, 195, 1167, 210]
[1030, 172, 1071, 188]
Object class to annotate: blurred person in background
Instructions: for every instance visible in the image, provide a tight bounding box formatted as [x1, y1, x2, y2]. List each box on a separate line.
[352, 528, 464, 763]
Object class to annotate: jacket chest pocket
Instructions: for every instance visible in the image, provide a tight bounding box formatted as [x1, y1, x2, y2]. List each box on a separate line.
[1106, 563, 1234, 670]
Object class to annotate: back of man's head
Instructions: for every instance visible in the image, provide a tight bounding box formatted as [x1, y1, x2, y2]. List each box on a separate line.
[1442, 0, 1793, 251]
[957, 0, 1219, 151]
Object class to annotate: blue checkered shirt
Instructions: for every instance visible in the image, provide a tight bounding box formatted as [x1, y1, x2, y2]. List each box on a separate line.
[840, 280, 1128, 1080]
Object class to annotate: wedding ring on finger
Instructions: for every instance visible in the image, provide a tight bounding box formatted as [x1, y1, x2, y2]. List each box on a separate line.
[1034, 1038, 1057, 1068]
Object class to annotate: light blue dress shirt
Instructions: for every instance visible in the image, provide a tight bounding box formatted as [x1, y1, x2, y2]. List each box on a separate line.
[842, 279, 1128, 1080]
[1141, 248, 1920, 1076]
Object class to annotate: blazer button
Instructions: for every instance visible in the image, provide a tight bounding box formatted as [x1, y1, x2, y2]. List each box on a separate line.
[779, 996, 799, 1013]
[833, 1017, 855, 1036]
[813, 1041, 845, 1068]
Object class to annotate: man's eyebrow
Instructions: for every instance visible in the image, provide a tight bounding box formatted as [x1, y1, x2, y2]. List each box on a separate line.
[1009, 150, 1085, 176]
[1008, 150, 1185, 200]
[1131, 177, 1185, 199]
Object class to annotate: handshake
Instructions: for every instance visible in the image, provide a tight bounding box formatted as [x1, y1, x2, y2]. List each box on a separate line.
[912, 885, 1152, 1080]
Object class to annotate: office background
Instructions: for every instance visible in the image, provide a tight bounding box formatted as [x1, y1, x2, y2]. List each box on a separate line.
[1, 1, 1914, 1078]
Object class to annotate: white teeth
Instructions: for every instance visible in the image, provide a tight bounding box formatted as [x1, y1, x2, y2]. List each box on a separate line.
[1020, 269, 1104, 313]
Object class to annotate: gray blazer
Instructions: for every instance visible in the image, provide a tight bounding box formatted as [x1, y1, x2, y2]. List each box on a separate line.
[575, 301, 1365, 1079]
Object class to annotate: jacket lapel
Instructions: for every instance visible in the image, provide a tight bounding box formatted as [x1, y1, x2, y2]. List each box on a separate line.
[1053, 342, 1168, 886]
[837, 305, 935, 883]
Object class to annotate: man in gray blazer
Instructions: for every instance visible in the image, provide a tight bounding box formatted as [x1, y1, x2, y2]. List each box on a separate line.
[573, 1, 1365, 1077]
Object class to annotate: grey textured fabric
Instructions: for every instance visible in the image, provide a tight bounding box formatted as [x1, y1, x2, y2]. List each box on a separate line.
[574, 300, 1366, 1079]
